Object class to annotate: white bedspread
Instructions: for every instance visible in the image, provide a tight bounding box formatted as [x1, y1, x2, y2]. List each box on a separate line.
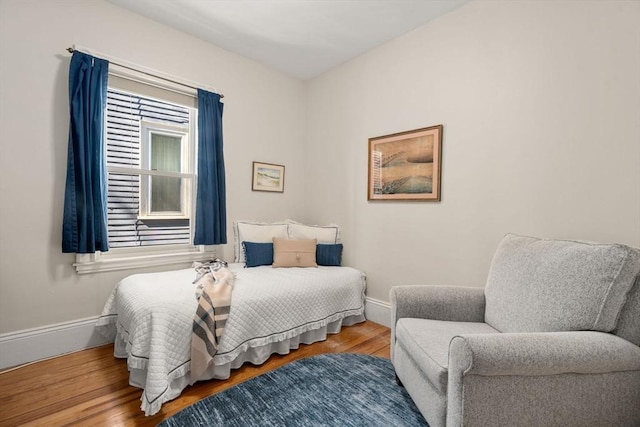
[96, 264, 366, 415]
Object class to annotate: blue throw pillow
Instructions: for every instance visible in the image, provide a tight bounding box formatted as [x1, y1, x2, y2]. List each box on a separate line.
[243, 241, 274, 267]
[316, 243, 343, 266]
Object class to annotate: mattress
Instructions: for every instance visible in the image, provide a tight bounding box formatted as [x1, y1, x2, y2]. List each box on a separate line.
[96, 263, 366, 415]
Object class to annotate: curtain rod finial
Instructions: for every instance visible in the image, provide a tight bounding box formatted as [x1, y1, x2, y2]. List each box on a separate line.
[67, 47, 74, 54]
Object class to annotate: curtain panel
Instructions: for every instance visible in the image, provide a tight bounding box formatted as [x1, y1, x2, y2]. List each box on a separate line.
[194, 89, 227, 245]
[62, 51, 110, 253]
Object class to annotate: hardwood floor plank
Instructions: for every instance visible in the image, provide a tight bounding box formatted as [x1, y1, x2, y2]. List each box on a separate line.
[0, 321, 391, 427]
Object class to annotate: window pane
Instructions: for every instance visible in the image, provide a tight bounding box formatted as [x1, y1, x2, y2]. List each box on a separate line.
[151, 133, 181, 173]
[151, 175, 182, 213]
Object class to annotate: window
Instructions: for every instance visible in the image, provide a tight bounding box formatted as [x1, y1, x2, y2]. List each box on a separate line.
[74, 86, 212, 273]
[140, 122, 189, 218]
[105, 88, 195, 248]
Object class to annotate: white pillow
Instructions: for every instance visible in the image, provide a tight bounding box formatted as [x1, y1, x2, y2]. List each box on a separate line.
[233, 221, 289, 263]
[288, 223, 341, 244]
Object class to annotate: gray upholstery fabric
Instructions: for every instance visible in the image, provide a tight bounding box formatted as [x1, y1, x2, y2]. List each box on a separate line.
[447, 333, 640, 426]
[448, 332, 640, 377]
[447, 370, 640, 427]
[395, 319, 498, 393]
[390, 285, 486, 324]
[484, 234, 640, 333]
[394, 341, 447, 427]
[614, 274, 640, 345]
[390, 285, 485, 360]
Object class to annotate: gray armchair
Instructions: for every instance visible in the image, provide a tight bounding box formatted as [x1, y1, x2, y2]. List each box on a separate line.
[390, 234, 640, 427]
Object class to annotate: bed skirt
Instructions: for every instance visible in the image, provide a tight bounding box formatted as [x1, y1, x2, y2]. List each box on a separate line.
[113, 313, 365, 415]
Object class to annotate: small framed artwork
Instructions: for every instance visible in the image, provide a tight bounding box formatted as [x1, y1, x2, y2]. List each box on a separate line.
[252, 161, 285, 193]
[368, 124, 443, 201]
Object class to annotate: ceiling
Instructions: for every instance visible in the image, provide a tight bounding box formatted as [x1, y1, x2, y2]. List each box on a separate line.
[107, 0, 469, 80]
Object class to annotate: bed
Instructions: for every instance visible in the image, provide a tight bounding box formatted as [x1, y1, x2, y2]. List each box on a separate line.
[96, 262, 366, 415]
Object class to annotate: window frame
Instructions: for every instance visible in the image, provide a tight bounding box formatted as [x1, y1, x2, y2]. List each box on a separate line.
[73, 86, 215, 274]
[139, 119, 192, 220]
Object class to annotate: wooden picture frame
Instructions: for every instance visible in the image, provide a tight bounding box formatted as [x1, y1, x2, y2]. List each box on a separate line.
[368, 125, 443, 201]
[252, 161, 285, 193]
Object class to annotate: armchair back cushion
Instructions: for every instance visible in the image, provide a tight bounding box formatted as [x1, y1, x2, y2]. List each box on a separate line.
[485, 234, 640, 333]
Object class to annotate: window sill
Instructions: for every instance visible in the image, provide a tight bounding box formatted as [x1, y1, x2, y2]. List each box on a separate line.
[74, 246, 216, 274]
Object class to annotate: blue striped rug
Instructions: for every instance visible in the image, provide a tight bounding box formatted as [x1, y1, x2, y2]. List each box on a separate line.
[159, 353, 427, 426]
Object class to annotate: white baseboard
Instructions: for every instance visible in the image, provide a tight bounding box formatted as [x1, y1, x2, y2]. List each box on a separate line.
[0, 298, 392, 370]
[0, 316, 111, 370]
[364, 297, 391, 327]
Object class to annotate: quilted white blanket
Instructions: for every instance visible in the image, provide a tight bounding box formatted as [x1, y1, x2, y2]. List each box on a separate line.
[96, 264, 366, 415]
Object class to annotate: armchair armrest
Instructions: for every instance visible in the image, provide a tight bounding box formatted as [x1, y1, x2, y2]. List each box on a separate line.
[389, 285, 485, 360]
[390, 285, 486, 325]
[449, 331, 640, 376]
[447, 331, 640, 426]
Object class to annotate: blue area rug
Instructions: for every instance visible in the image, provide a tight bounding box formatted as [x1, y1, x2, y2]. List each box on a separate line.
[159, 353, 427, 426]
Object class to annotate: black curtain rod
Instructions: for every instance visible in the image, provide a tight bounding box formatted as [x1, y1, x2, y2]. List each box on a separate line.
[66, 47, 224, 98]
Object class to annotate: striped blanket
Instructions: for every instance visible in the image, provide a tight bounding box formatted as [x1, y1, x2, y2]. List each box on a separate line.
[190, 265, 235, 383]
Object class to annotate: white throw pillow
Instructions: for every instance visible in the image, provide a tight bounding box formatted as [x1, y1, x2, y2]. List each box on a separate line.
[233, 221, 289, 263]
[288, 223, 341, 244]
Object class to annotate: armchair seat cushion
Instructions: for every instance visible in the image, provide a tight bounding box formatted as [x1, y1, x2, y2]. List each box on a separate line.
[395, 318, 499, 393]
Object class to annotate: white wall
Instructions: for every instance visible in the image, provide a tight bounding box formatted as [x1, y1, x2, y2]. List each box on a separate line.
[1, 0, 639, 347]
[0, 0, 306, 334]
[305, 0, 640, 302]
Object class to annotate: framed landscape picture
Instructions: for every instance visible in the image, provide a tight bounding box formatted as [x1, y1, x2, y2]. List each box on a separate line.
[252, 161, 285, 193]
[368, 125, 443, 201]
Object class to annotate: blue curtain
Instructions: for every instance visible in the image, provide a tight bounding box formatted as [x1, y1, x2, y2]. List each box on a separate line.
[62, 51, 109, 253]
[194, 89, 227, 245]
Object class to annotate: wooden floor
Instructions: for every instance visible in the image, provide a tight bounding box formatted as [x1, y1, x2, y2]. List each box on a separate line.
[0, 321, 390, 427]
